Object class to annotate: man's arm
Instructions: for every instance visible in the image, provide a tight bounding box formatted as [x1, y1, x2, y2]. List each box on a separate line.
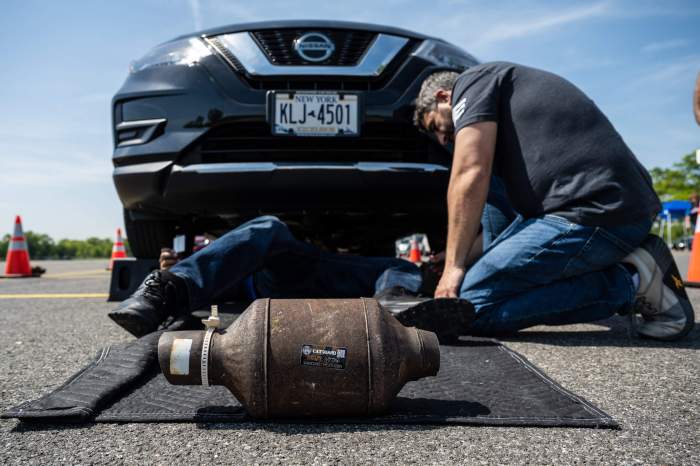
[694, 72, 700, 126]
[435, 121, 497, 298]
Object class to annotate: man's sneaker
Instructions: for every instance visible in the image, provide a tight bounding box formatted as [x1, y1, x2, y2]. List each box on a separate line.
[394, 298, 476, 343]
[108, 270, 189, 337]
[622, 234, 695, 341]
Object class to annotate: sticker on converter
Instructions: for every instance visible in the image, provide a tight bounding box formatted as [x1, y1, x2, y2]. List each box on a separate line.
[300, 344, 347, 370]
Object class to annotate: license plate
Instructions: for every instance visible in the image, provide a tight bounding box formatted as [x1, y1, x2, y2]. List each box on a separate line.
[271, 92, 359, 137]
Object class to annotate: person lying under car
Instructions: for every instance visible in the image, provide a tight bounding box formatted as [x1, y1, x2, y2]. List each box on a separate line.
[109, 216, 472, 341]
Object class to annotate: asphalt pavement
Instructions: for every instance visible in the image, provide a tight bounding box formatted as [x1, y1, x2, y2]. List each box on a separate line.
[1, 257, 698, 465]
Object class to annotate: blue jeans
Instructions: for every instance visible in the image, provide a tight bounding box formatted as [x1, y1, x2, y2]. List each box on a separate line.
[170, 216, 422, 310]
[481, 176, 516, 249]
[465, 177, 652, 334]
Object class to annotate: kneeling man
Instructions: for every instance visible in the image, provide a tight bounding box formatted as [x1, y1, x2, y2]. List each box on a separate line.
[414, 63, 694, 340]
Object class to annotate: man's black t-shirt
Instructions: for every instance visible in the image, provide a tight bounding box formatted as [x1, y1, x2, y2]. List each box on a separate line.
[451, 62, 660, 226]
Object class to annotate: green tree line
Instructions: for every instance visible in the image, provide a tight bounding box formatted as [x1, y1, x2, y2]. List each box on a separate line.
[0, 231, 130, 260]
[650, 152, 700, 201]
[647, 150, 699, 242]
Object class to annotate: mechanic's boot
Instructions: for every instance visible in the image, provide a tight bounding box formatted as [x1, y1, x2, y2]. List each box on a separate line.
[373, 286, 427, 314]
[395, 298, 476, 343]
[622, 234, 695, 341]
[109, 270, 189, 337]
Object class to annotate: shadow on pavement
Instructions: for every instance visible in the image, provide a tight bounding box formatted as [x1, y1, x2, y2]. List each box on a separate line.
[7, 400, 484, 434]
[7, 419, 442, 434]
[498, 318, 699, 349]
[10, 422, 95, 433]
[195, 420, 444, 434]
[193, 398, 490, 434]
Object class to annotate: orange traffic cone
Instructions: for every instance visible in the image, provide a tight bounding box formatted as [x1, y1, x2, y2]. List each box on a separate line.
[4, 215, 32, 277]
[408, 236, 422, 264]
[686, 211, 700, 286]
[108, 228, 127, 270]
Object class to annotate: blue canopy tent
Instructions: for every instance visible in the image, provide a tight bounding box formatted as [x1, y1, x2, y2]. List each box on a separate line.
[658, 200, 693, 246]
[661, 200, 692, 219]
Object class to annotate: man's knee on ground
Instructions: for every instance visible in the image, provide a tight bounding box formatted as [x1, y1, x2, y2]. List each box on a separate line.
[457, 287, 522, 335]
[467, 301, 523, 336]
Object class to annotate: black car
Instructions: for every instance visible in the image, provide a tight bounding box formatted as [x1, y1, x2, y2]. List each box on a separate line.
[112, 20, 477, 258]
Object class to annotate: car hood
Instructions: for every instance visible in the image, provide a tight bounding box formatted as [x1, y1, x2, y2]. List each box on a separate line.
[173, 20, 440, 42]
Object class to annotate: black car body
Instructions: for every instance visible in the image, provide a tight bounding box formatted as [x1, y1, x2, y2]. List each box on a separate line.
[112, 20, 477, 257]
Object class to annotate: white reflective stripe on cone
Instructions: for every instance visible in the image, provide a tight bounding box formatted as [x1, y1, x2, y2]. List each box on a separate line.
[8, 239, 27, 251]
[13, 221, 23, 237]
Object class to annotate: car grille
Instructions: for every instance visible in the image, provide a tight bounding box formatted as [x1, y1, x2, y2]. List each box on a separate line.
[183, 122, 446, 165]
[252, 29, 375, 66]
[234, 41, 417, 91]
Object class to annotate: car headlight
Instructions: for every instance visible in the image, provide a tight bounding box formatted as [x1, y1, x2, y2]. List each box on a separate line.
[412, 39, 477, 70]
[129, 38, 211, 73]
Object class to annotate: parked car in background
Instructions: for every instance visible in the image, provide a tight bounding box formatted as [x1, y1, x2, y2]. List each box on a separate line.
[111, 20, 477, 258]
[672, 235, 693, 251]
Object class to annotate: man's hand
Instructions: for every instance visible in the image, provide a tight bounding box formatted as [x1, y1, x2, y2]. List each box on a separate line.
[435, 265, 466, 298]
[160, 248, 179, 270]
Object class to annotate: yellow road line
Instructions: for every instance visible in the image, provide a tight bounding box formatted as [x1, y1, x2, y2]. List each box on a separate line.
[0, 293, 109, 299]
[43, 269, 110, 279]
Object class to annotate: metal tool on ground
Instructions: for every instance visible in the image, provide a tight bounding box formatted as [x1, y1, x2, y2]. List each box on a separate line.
[158, 298, 440, 419]
[108, 228, 128, 270]
[3, 215, 38, 278]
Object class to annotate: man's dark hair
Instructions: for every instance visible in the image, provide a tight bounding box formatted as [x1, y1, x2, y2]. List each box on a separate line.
[413, 71, 460, 130]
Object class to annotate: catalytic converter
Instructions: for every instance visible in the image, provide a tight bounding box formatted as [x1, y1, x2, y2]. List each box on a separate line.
[158, 298, 440, 418]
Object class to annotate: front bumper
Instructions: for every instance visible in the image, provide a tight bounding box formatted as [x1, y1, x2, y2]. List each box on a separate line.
[113, 161, 449, 216]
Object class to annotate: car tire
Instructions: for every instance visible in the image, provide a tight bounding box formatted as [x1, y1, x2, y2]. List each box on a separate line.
[123, 209, 176, 259]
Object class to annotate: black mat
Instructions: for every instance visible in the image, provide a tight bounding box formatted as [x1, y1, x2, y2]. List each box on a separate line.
[3, 316, 617, 428]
